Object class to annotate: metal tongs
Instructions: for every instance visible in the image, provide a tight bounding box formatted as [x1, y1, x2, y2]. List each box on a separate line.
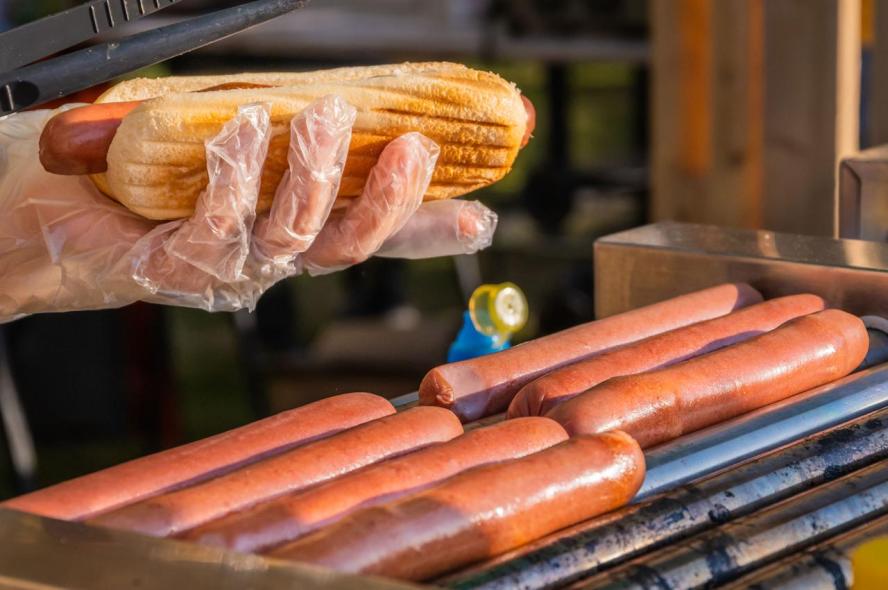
[0, 0, 310, 115]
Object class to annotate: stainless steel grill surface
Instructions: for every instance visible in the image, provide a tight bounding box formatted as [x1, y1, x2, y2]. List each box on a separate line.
[577, 460, 888, 589]
[5, 222, 888, 589]
[442, 394, 888, 589]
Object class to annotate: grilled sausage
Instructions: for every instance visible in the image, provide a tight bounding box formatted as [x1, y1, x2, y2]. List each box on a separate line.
[508, 294, 826, 417]
[39, 102, 141, 175]
[520, 95, 535, 147]
[38, 83, 274, 175]
[89, 406, 462, 536]
[182, 417, 568, 553]
[1, 392, 394, 520]
[547, 309, 869, 448]
[269, 431, 644, 581]
[420, 283, 763, 422]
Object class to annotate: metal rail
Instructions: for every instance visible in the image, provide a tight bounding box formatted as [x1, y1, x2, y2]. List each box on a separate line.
[443, 398, 888, 589]
[639, 357, 888, 499]
[719, 514, 888, 589]
[0, 0, 309, 114]
[578, 459, 888, 589]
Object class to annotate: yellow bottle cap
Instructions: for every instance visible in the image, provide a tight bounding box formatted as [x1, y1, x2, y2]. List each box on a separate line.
[468, 282, 528, 341]
[852, 536, 888, 589]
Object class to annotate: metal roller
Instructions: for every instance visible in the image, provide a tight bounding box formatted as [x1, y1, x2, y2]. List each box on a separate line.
[719, 514, 888, 590]
[724, 551, 852, 590]
[442, 403, 888, 590]
[640, 356, 888, 500]
[575, 459, 888, 590]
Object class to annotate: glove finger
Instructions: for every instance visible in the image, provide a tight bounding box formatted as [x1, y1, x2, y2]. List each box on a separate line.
[253, 95, 355, 263]
[129, 220, 210, 307]
[375, 199, 498, 260]
[165, 103, 271, 282]
[303, 132, 439, 275]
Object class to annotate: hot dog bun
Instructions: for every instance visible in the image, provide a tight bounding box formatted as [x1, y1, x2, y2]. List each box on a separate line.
[84, 62, 528, 220]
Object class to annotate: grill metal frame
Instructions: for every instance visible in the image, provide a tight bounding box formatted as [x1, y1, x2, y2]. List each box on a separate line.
[4, 222, 888, 589]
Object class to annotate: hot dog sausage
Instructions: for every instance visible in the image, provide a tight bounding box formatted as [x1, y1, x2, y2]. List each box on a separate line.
[547, 309, 869, 448]
[39, 101, 142, 175]
[38, 91, 537, 176]
[269, 431, 644, 581]
[1, 392, 394, 521]
[420, 283, 763, 422]
[182, 417, 568, 553]
[89, 406, 462, 537]
[38, 83, 275, 175]
[521, 95, 535, 147]
[508, 294, 826, 417]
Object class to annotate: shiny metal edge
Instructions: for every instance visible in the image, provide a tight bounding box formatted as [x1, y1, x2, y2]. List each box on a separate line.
[390, 391, 419, 409]
[594, 221, 888, 318]
[720, 513, 888, 589]
[581, 459, 888, 589]
[838, 146, 888, 242]
[639, 363, 888, 499]
[0, 509, 422, 590]
[443, 403, 888, 590]
[597, 221, 888, 270]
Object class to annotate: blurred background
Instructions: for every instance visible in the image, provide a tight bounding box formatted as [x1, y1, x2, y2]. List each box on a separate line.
[0, 0, 882, 499]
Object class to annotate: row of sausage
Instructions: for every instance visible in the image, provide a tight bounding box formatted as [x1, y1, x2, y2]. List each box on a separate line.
[1, 283, 871, 582]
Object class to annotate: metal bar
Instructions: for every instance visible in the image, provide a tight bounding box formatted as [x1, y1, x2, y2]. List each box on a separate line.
[722, 553, 853, 590]
[0, 0, 310, 115]
[443, 400, 888, 590]
[719, 514, 888, 589]
[727, 553, 852, 590]
[0, 329, 37, 493]
[577, 460, 888, 590]
[390, 391, 504, 432]
[0, 508, 420, 590]
[837, 146, 888, 241]
[0, 0, 185, 73]
[639, 361, 888, 499]
[594, 222, 888, 320]
[390, 391, 419, 409]
[862, 322, 888, 367]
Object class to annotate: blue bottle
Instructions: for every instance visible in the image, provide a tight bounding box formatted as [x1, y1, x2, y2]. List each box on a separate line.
[446, 282, 528, 362]
[447, 311, 511, 362]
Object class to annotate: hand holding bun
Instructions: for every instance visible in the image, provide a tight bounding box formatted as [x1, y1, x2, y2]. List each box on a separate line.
[0, 95, 499, 321]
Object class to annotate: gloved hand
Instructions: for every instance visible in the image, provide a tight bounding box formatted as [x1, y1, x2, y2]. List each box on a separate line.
[0, 96, 497, 323]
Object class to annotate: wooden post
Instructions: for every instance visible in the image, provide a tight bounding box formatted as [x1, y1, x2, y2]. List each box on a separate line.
[871, 0, 888, 145]
[651, 0, 764, 229]
[651, 0, 861, 237]
[763, 0, 860, 237]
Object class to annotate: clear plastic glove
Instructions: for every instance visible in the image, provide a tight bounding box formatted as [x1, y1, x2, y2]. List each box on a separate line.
[0, 96, 498, 323]
[376, 199, 497, 260]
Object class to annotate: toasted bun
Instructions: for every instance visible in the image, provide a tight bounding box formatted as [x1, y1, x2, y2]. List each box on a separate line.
[91, 62, 527, 220]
